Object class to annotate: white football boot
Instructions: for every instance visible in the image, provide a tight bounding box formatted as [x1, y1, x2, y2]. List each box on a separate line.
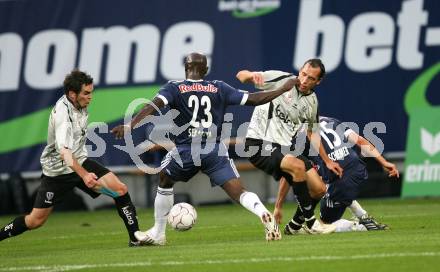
[134, 229, 166, 246]
[261, 212, 281, 241]
[303, 219, 336, 234]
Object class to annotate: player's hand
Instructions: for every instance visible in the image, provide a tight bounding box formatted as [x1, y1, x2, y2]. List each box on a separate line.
[82, 172, 98, 188]
[326, 161, 343, 178]
[383, 161, 399, 178]
[111, 124, 131, 139]
[273, 207, 283, 225]
[252, 72, 264, 87]
[280, 78, 297, 92]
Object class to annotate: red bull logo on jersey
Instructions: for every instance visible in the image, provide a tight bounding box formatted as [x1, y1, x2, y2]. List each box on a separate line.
[178, 83, 218, 94]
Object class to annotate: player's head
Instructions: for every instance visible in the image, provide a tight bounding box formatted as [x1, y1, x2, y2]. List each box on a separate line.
[184, 52, 208, 79]
[63, 69, 94, 109]
[297, 59, 325, 93]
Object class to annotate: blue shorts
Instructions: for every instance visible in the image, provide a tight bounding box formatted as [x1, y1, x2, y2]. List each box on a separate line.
[320, 162, 368, 223]
[160, 143, 240, 187]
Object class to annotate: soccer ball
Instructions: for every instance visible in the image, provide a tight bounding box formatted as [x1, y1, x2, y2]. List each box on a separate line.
[167, 202, 197, 231]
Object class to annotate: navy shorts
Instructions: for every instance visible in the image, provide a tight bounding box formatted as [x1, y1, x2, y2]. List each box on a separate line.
[320, 162, 368, 223]
[161, 143, 240, 187]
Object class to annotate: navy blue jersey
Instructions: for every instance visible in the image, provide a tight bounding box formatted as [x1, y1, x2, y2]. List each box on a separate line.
[308, 116, 366, 182]
[157, 79, 247, 145]
[303, 116, 365, 181]
[318, 116, 361, 168]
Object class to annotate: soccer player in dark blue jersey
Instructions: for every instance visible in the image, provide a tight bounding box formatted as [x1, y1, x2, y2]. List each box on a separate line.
[274, 116, 399, 233]
[112, 52, 296, 243]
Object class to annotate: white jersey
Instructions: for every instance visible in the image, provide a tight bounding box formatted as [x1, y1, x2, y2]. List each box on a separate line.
[246, 70, 319, 146]
[40, 95, 88, 176]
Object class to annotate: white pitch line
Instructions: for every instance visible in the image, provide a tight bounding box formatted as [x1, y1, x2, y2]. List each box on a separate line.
[1, 252, 439, 272]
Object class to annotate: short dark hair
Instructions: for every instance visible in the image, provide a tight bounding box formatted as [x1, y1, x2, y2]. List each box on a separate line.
[63, 69, 93, 95]
[184, 52, 208, 77]
[303, 59, 326, 80]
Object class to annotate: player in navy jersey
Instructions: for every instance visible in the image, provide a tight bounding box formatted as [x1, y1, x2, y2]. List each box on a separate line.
[112, 52, 296, 243]
[155, 76, 248, 145]
[274, 116, 399, 233]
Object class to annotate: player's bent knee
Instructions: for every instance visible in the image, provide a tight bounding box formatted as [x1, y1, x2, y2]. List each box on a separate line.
[26, 214, 48, 229]
[102, 184, 127, 198]
[296, 155, 313, 171]
[292, 161, 306, 174]
[98, 173, 128, 197]
[281, 155, 306, 177]
[117, 183, 128, 195]
[280, 156, 297, 171]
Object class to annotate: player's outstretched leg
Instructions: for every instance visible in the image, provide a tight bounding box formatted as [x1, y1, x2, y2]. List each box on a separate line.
[135, 186, 172, 246]
[96, 172, 143, 246]
[281, 157, 317, 227]
[0, 208, 51, 242]
[113, 193, 143, 246]
[289, 182, 334, 234]
[222, 179, 281, 241]
[0, 216, 28, 241]
[135, 173, 174, 246]
[280, 156, 335, 234]
[349, 200, 388, 230]
[331, 219, 367, 232]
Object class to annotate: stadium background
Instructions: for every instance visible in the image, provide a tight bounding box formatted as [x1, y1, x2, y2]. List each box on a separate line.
[1, 0, 439, 212]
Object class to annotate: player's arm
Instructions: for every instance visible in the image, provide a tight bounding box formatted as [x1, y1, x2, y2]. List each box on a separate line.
[52, 107, 98, 188]
[111, 97, 165, 139]
[60, 147, 98, 188]
[274, 177, 290, 224]
[236, 70, 265, 86]
[347, 132, 399, 178]
[245, 78, 297, 106]
[308, 130, 343, 177]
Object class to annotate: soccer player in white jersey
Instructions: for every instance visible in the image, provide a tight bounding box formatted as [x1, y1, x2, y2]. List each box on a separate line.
[237, 59, 343, 234]
[0, 70, 145, 247]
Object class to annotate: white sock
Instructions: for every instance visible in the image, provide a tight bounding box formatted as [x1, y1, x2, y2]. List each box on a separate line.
[349, 200, 368, 219]
[151, 187, 174, 238]
[332, 219, 366, 232]
[239, 191, 269, 218]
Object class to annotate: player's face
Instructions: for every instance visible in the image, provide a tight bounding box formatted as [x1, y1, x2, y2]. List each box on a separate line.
[297, 63, 322, 93]
[73, 84, 93, 109]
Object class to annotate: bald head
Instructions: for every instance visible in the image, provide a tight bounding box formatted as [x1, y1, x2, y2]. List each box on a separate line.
[184, 52, 208, 79]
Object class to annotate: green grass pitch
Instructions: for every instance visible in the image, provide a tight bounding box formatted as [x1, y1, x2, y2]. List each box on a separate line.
[0, 198, 439, 272]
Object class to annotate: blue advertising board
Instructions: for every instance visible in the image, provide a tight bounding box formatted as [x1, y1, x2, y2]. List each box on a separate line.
[1, 0, 439, 173]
